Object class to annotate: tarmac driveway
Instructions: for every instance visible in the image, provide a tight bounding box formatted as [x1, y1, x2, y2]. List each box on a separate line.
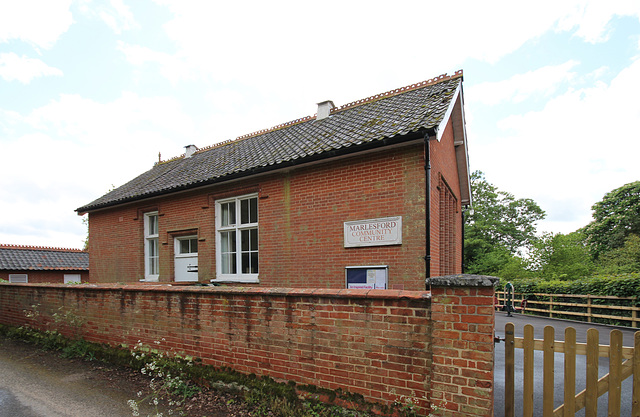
[0, 337, 158, 417]
[494, 312, 639, 417]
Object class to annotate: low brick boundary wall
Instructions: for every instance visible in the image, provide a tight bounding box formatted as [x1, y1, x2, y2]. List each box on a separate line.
[0, 275, 496, 416]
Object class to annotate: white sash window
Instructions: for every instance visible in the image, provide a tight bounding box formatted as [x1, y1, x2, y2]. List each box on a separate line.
[215, 194, 258, 282]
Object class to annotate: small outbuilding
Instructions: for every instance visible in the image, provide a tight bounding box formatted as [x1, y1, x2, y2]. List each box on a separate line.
[0, 245, 89, 284]
[77, 71, 471, 291]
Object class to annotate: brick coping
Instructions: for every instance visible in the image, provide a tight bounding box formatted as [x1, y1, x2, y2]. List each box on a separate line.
[0, 282, 431, 300]
[426, 274, 499, 287]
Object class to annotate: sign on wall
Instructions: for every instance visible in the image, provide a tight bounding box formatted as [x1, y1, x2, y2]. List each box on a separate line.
[343, 216, 402, 248]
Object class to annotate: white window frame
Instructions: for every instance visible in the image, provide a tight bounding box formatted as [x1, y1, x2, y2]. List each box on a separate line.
[143, 211, 159, 282]
[9, 274, 28, 283]
[214, 194, 259, 283]
[175, 236, 198, 257]
[64, 274, 81, 284]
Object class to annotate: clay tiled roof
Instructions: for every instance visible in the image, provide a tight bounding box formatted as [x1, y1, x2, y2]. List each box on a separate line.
[0, 245, 89, 271]
[77, 72, 464, 213]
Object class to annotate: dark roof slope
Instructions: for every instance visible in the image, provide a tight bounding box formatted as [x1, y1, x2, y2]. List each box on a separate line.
[77, 72, 463, 213]
[0, 245, 89, 271]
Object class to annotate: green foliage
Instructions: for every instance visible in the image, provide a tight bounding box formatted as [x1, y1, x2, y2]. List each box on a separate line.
[52, 305, 85, 331]
[508, 273, 640, 298]
[597, 234, 640, 274]
[530, 231, 595, 280]
[584, 181, 640, 259]
[62, 339, 96, 360]
[128, 340, 202, 416]
[82, 215, 89, 251]
[466, 171, 546, 252]
[465, 171, 545, 277]
[505, 273, 640, 325]
[467, 177, 640, 279]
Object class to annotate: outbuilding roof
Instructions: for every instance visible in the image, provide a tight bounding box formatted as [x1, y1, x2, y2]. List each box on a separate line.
[77, 71, 469, 213]
[0, 245, 89, 271]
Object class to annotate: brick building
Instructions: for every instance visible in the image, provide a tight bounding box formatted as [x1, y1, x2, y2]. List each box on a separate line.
[77, 71, 471, 290]
[0, 245, 89, 284]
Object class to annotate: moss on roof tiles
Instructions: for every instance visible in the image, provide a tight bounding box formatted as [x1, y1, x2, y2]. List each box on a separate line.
[77, 75, 462, 212]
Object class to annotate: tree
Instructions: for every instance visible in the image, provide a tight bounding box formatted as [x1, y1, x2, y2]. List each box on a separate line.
[596, 234, 640, 274]
[530, 231, 594, 280]
[82, 215, 88, 251]
[584, 181, 640, 259]
[464, 171, 546, 276]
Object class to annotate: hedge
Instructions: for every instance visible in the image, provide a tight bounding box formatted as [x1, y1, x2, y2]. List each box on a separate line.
[498, 273, 640, 326]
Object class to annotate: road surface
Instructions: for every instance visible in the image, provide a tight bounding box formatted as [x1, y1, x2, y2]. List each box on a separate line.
[494, 312, 639, 417]
[0, 337, 160, 417]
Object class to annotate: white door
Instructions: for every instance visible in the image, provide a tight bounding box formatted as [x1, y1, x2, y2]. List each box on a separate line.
[174, 236, 198, 282]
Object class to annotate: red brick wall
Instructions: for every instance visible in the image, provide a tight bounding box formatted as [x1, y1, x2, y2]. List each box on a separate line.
[429, 119, 464, 277]
[429, 278, 496, 416]
[89, 136, 464, 289]
[258, 145, 426, 290]
[0, 270, 88, 284]
[0, 279, 495, 417]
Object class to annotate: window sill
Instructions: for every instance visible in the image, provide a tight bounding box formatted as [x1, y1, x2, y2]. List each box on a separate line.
[210, 277, 259, 284]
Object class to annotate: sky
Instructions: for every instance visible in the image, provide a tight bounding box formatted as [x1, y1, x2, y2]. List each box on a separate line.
[1, 0, 639, 250]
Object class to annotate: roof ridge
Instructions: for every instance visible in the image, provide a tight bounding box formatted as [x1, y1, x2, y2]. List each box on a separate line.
[155, 70, 463, 164]
[0, 244, 86, 253]
[156, 115, 315, 165]
[331, 70, 463, 113]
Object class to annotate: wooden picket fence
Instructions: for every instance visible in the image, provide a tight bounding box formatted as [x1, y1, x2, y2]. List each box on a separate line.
[504, 323, 640, 417]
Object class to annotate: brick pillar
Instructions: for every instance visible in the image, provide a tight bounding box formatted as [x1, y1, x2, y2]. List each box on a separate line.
[426, 274, 498, 417]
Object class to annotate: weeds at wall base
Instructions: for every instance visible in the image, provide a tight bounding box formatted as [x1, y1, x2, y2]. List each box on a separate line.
[0, 324, 432, 417]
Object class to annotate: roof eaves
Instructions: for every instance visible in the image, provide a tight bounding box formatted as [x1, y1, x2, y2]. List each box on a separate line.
[77, 128, 434, 213]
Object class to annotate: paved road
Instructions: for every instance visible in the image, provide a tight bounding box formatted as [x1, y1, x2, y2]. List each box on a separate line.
[0, 337, 160, 417]
[494, 312, 639, 417]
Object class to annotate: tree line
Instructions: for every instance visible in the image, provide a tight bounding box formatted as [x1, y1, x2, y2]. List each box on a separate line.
[465, 171, 640, 280]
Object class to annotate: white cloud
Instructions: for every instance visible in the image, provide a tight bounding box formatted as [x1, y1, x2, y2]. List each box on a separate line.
[468, 61, 580, 106]
[470, 57, 640, 234]
[122, 1, 640, 114]
[557, 0, 640, 43]
[117, 42, 191, 82]
[77, 0, 139, 34]
[0, 1, 73, 49]
[0, 53, 63, 84]
[0, 92, 197, 247]
[3, 0, 640, 249]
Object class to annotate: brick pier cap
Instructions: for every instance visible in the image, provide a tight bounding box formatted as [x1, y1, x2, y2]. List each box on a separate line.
[426, 274, 500, 288]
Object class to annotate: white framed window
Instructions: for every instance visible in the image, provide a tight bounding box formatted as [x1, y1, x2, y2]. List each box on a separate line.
[9, 274, 28, 283]
[64, 274, 81, 284]
[144, 211, 159, 281]
[176, 237, 198, 256]
[214, 194, 258, 282]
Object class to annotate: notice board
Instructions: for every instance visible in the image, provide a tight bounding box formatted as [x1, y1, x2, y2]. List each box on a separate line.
[345, 266, 388, 289]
